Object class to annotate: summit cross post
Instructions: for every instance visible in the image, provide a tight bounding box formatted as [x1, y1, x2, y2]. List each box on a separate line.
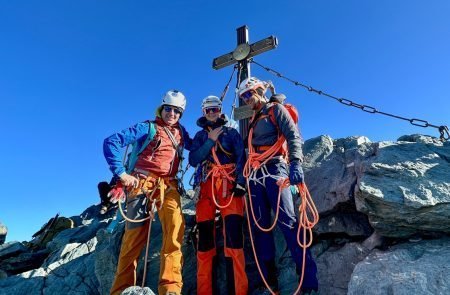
[212, 25, 278, 138]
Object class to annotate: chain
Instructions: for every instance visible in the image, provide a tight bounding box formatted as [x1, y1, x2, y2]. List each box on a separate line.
[251, 59, 449, 141]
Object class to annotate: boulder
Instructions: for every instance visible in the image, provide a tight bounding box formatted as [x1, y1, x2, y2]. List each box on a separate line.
[355, 138, 450, 237]
[348, 237, 450, 295]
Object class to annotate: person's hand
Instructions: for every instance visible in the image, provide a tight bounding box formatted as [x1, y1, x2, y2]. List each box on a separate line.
[120, 173, 139, 188]
[231, 183, 246, 197]
[289, 161, 304, 185]
[108, 182, 125, 204]
[208, 127, 223, 142]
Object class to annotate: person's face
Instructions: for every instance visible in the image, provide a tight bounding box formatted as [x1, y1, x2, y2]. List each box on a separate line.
[203, 107, 221, 122]
[240, 90, 260, 110]
[161, 105, 182, 125]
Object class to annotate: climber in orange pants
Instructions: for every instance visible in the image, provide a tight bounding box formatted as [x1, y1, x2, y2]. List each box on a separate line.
[189, 96, 248, 295]
[104, 90, 192, 295]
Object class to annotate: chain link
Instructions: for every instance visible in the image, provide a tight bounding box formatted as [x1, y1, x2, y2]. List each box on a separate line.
[251, 59, 449, 141]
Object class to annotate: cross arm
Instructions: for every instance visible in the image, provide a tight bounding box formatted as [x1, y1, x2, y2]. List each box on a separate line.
[212, 35, 278, 70]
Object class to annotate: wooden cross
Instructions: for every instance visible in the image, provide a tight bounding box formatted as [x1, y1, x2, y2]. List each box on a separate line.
[212, 25, 278, 138]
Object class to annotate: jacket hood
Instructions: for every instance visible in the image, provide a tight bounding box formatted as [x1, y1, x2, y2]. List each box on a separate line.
[196, 114, 228, 130]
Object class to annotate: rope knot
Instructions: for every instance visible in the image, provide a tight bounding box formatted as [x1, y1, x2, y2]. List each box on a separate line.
[251, 160, 261, 169]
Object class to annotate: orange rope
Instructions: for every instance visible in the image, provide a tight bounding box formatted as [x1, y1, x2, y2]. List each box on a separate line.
[116, 177, 166, 289]
[207, 144, 236, 209]
[243, 112, 320, 294]
[293, 183, 319, 295]
[243, 112, 286, 232]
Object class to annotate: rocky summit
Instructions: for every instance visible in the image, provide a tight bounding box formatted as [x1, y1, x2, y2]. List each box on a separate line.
[0, 134, 449, 295]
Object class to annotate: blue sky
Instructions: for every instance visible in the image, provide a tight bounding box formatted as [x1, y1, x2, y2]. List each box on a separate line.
[1, 1, 449, 243]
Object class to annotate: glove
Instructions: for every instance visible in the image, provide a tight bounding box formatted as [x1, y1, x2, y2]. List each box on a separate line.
[289, 161, 304, 185]
[231, 183, 247, 197]
[108, 182, 125, 204]
[119, 173, 139, 188]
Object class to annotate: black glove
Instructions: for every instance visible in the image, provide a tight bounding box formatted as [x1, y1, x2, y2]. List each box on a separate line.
[231, 183, 246, 197]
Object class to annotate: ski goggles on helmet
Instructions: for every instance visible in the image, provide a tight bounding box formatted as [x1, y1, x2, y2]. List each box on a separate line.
[163, 105, 182, 115]
[240, 91, 254, 101]
[203, 107, 221, 114]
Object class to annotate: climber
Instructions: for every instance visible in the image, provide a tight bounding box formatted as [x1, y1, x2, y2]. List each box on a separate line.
[240, 77, 319, 293]
[189, 95, 248, 295]
[103, 90, 192, 295]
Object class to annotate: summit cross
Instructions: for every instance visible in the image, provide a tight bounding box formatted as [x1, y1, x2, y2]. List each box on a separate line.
[212, 25, 278, 138]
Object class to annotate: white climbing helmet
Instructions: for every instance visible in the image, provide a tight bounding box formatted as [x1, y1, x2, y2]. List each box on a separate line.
[162, 90, 186, 111]
[201, 95, 222, 110]
[238, 77, 267, 97]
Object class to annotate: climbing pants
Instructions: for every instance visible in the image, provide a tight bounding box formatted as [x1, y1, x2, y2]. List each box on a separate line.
[110, 178, 185, 295]
[248, 161, 318, 291]
[196, 176, 248, 295]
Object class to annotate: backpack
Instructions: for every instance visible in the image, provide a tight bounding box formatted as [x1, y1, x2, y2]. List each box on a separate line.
[266, 96, 300, 158]
[268, 94, 299, 125]
[125, 121, 157, 173]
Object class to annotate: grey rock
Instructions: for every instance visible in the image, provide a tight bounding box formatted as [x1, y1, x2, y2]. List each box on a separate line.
[315, 242, 370, 295]
[314, 212, 373, 238]
[94, 226, 123, 295]
[348, 238, 450, 295]
[0, 275, 44, 295]
[0, 222, 7, 245]
[303, 135, 373, 214]
[46, 219, 107, 252]
[0, 269, 7, 280]
[1, 133, 449, 295]
[122, 286, 156, 295]
[0, 249, 49, 275]
[397, 134, 444, 145]
[0, 242, 28, 260]
[355, 138, 450, 237]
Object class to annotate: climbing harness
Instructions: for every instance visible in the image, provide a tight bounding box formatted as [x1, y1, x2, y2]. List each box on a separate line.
[243, 111, 288, 232]
[250, 59, 450, 141]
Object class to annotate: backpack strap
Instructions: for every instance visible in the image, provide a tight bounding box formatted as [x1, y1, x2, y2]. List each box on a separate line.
[126, 121, 157, 173]
[139, 121, 157, 154]
[267, 102, 279, 131]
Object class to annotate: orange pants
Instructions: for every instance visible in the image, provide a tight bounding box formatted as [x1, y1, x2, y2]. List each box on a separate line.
[196, 177, 248, 295]
[110, 180, 185, 295]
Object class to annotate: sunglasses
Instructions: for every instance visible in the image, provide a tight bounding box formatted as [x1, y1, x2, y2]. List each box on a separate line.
[240, 91, 254, 100]
[203, 107, 221, 114]
[163, 105, 182, 115]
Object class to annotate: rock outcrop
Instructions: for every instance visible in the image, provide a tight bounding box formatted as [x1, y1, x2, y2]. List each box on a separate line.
[0, 134, 448, 295]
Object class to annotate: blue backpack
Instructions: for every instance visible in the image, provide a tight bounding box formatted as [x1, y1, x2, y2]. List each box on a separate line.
[125, 121, 157, 173]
